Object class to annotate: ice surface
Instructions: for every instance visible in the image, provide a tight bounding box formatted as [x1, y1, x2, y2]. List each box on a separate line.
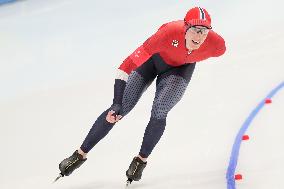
[0, 0, 283, 189]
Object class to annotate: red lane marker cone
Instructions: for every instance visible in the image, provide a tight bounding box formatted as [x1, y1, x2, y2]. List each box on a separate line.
[235, 174, 243, 180]
[265, 98, 272, 104]
[242, 135, 250, 140]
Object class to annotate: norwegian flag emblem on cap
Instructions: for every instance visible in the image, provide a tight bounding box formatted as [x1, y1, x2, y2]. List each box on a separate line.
[198, 7, 206, 20]
[184, 7, 212, 29]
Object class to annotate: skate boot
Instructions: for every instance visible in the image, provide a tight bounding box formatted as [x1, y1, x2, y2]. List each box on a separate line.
[125, 157, 147, 186]
[55, 150, 87, 182]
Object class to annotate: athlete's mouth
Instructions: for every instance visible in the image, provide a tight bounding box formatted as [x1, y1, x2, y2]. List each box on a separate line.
[192, 40, 200, 45]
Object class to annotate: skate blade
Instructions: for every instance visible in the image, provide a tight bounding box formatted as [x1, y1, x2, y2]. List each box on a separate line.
[53, 173, 63, 183]
[125, 178, 132, 188]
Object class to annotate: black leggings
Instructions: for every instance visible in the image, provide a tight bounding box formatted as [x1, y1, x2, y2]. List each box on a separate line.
[80, 54, 196, 158]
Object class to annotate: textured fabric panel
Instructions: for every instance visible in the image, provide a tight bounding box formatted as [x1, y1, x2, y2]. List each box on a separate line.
[151, 75, 189, 119]
[121, 71, 153, 116]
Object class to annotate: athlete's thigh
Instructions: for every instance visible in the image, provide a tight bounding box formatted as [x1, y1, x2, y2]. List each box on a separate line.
[121, 58, 157, 116]
[151, 63, 196, 119]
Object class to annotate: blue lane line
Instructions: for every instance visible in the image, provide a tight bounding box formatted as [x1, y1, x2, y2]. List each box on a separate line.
[226, 81, 284, 189]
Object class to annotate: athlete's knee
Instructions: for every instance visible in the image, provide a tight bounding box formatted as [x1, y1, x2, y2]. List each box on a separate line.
[150, 93, 183, 119]
[151, 107, 170, 119]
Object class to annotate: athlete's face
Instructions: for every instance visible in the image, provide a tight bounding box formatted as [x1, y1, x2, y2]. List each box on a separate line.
[185, 26, 209, 50]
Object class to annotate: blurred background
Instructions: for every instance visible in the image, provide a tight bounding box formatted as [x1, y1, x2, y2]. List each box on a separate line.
[0, 0, 283, 189]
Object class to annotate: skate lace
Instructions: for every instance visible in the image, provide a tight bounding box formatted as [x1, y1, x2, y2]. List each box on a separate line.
[65, 157, 79, 170]
[132, 162, 139, 175]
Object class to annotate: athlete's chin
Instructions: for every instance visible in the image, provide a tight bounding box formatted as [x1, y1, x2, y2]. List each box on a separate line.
[189, 45, 201, 50]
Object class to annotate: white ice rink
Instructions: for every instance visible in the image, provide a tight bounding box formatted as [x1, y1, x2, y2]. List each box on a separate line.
[0, 0, 283, 189]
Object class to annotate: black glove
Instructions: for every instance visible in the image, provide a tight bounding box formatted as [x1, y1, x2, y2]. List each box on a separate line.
[113, 79, 126, 105]
[111, 78, 126, 118]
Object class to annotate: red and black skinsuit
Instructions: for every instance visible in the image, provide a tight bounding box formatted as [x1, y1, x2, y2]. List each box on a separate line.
[80, 20, 226, 158]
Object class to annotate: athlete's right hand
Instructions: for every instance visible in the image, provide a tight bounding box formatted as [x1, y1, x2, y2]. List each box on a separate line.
[106, 104, 123, 123]
[106, 110, 122, 123]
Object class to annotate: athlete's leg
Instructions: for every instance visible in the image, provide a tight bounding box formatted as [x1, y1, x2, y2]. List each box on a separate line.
[80, 58, 157, 154]
[138, 63, 196, 159]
